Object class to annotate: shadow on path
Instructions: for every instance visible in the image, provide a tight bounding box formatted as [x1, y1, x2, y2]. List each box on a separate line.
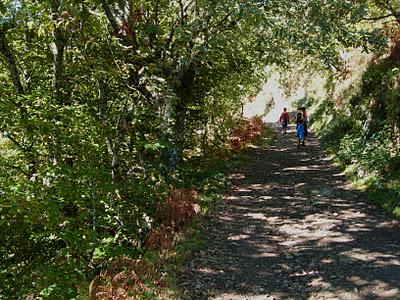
[178, 125, 400, 300]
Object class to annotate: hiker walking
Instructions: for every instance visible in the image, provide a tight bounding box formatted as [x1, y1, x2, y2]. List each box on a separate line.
[279, 107, 290, 135]
[301, 106, 308, 145]
[295, 109, 305, 149]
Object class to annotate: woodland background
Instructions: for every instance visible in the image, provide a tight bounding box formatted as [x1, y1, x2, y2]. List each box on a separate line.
[0, 0, 399, 298]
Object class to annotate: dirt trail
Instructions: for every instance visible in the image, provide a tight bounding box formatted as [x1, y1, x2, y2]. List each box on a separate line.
[178, 126, 400, 300]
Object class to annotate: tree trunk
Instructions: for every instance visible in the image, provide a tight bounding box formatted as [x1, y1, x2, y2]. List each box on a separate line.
[170, 62, 196, 178]
[52, 35, 65, 105]
[0, 35, 24, 95]
[99, 81, 122, 183]
[50, 0, 66, 105]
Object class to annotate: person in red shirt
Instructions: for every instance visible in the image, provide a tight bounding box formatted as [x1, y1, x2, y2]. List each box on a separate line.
[279, 107, 290, 134]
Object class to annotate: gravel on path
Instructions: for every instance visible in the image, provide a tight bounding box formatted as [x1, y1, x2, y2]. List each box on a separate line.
[178, 126, 400, 300]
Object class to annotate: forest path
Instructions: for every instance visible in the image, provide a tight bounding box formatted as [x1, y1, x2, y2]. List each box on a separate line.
[178, 125, 400, 300]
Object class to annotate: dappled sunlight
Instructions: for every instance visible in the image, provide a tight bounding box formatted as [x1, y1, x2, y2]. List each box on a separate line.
[214, 293, 279, 300]
[244, 212, 268, 220]
[255, 253, 279, 258]
[248, 184, 269, 190]
[224, 195, 240, 201]
[180, 132, 400, 299]
[264, 216, 280, 223]
[257, 195, 273, 201]
[299, 158, 314, 162]
[341, 250, 400, 265]
[198, 267, 225, 275]
[309, 276, 333, 291]
[277, 219, 355, 245]
[229, 173, 246, 180]
[228, 234, 251, 241]
[219, 215, 234, 222]
[235, 188, 253, 193]
[283, 165, 329, 171]
[334, 171, 347, 177]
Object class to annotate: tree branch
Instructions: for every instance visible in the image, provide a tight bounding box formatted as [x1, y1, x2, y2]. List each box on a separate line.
[362, 13, 396, 21]
[100, 0, 121, 36]
[372, 0, 400, 25]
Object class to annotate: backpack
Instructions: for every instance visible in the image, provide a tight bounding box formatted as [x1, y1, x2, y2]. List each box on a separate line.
[296, 112, 303, 124]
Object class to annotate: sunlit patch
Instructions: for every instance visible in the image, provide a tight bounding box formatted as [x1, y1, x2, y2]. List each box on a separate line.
[254, 252, 279, 258]
[376, 221, 398, 228]
[249, 184, 268, 190]
[280, 240, 300, 247]
[369, 285, 400, 298]
[219, 215, 234, 221]
[309, 276, 332, 290]
[283, 165, 327, 171]
[321, 235, 354, 243]
[346, 227, 370, 232]
[197, 267, 223, 274]
[321, 257, 334, 264]
[258, 195, 273, 201]
[276, 215, 356, 246]
[227, 234, 250, 241]
[241, 196, 256, 201]
[347, 275, 371, 285]
[236, 206, 253, 211]
[213, 293, 279, 300]
[244, 212, 268, 220]
[321, 156, 333, 161]
[330, 202, 352, 208]
[279, 223, 335, 238]
[265, 216, 280, 223]
[341, 250, 400, 266]
[346, 279, 400, 298]
[337, 183, 355, 191]
[224, 195, 239, 201]
[313, 290, 362, 300]
[299, 158, 313, 162]
[333, 171, 346, 177]
[331, 209, 369, 220]
[235, 188, 252, 192]
[380, 288, 400, 298]
[229, 173, 245, 179]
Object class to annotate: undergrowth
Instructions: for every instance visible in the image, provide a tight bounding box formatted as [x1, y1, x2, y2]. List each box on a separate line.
[85, 117, 274, 299]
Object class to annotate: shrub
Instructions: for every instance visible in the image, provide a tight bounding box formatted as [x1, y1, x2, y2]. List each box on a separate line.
[320, 115, 359, 152]
[228, 117, 265, 150]
[146, 186, 200, 250]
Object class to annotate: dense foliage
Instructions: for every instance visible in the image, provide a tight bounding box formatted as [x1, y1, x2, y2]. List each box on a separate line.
[311, 47, 400, 216]
[0, 0, 395, 298]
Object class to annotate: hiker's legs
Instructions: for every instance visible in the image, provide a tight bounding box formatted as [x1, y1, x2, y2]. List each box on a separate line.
[302, 124, 308, 145]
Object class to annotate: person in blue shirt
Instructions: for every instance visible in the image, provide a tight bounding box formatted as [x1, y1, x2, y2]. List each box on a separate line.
[295, 110, 305, 149]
